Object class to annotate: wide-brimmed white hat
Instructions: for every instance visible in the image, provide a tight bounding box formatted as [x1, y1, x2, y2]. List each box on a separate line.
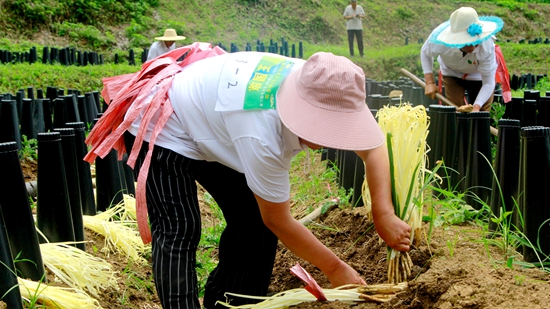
[155, 29, 186, 41]
[430, 7, 503, 48]
[277, 52, 384, 151]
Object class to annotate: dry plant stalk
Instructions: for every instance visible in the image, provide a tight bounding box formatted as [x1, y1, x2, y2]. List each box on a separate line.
[217, 282, 407, 308]
[83, 198, 150, 263]
[40, 242, 118, 297]
[18, 278, 103, 309]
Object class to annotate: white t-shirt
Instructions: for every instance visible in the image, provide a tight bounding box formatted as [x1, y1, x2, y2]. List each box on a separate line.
[127, 52, 306, 203]
[343, 5, 365, 30]
[147, 41, 175, 61]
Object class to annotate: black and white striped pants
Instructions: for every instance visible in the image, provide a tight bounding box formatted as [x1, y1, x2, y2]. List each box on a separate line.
[124, 133, 278, 309]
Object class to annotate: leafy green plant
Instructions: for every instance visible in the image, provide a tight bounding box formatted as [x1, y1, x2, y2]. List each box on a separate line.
[19, 135, 38, 162]
[121, 259, 155, 293]
[446, 235, 459, 257]
[514, 274, 525, 285]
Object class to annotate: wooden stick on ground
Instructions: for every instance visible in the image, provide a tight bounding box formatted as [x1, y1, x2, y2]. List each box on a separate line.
[298, 204, 338, 226]
[399, 68, 498, 137]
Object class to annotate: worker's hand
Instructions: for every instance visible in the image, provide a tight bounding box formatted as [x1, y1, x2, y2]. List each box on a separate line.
[472, 104, 481, 112]
[374, 213, 411, 252]
[326, 260, 366, 288]
[424, 83, 438, 100]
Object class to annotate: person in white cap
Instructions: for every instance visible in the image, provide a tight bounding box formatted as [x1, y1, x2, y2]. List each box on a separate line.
[86, 44, 411, 309]
[421, 7, 504, 111]
[146, 28, 186, 61]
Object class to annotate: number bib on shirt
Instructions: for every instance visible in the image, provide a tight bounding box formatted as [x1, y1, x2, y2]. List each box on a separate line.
[215, 53, 302, 111]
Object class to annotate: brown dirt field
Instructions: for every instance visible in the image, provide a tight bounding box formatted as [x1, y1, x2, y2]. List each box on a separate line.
[13, 158, 550, 309]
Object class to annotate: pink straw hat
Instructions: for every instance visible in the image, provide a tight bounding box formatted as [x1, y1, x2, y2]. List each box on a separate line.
[277, 52, 384, 151]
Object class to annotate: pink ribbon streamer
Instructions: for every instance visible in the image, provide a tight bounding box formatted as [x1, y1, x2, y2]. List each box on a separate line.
[290, 263, 327, 301]
[84, 42, 226, 243]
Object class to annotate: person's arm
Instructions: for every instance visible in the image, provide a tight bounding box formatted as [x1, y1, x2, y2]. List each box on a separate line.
[472, 43, 498, 111]
[423, 72, 438, 100]
[472, 71, 496, 111]
[420, 41, 438, 100]
[355, 145, 411, 251]
[255, 195, 366, 287]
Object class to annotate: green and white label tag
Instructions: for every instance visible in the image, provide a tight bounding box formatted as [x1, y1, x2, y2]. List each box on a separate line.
[215, 53, 300, 111]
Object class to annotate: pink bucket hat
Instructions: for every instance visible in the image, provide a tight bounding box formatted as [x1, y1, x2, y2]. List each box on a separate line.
[277, 52, 384, 151]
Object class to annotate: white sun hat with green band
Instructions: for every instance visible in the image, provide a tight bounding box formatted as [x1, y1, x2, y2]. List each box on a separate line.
[430, 7, 504, 48]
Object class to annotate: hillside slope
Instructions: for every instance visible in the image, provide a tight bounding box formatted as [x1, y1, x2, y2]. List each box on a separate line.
[0, 0, 549, 79]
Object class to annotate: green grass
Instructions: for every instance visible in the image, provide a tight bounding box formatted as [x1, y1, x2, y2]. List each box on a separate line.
[196, 192, 225, 298]
[0, 0, 549, 82]
[0, 62, 138, 94]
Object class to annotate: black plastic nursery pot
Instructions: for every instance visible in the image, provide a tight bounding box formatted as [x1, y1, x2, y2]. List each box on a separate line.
[489, 119, 521, 232]
[519, 126, 550, 263]
[0, 99, 21, 149]
[121, 153, 137, 197]
[53, 128, 86, 251]
[429, 105, 458, 191]
[0, 207, 24, 309]
[537, 97, 550, 128]
[523, 99, 538, 127]
[21, 98, 38, 139]
[52, 97, 68, 129]
[94, 137, 125, 212]
[426, 106, 437, 170]
[464, 112, 493, 209]
[36, 132, 76, 244]
[506, 97, 524, 127]
[351, 154, 365, 207]
[0, 141, 45, 282]
[453, 112, 471, 193]
[339, 150, 358, 194]
[85, 92, 100, 125]
[65, 94, 82, 123]
[66, 122, 97, 216]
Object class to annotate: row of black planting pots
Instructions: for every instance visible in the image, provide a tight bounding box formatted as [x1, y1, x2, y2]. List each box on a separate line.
[3, 38, 307, 66]
[0, 117, 136, 308]
[125, 39, 305, 65]
[366, 75, 548, 110]
[0, 86, 104, 150]
[0, 46, 103, 66]
[503, 90, 550, 127]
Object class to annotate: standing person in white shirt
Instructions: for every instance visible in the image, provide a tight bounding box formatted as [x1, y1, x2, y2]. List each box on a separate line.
[343, 0, 366, 57]
[421, 7, 504, 112]
[146, 28, 186, 61]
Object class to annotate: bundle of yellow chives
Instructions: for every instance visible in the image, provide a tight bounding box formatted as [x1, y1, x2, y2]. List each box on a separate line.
[18, 278, 102, 309]
[39, 242, 118, 297]
[372, 103, 429, 283]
